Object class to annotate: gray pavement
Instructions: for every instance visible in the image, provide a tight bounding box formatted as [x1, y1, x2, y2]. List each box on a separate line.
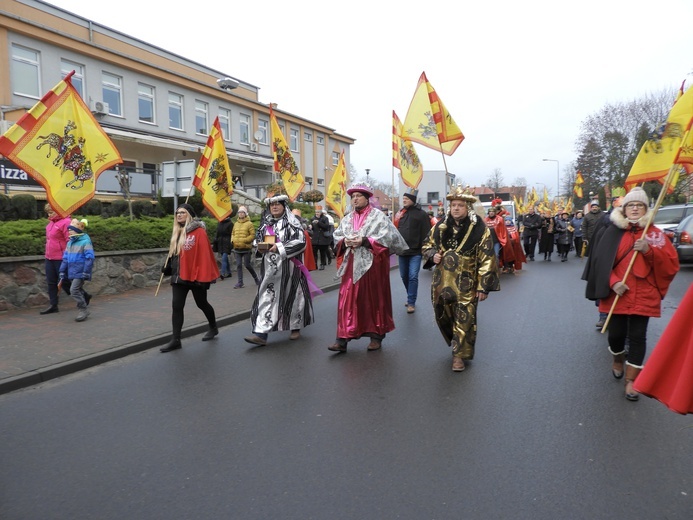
[0, 262, 344, 395]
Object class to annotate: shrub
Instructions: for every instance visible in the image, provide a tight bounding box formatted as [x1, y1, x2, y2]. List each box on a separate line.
[0, 193, 14, 221]
[131, 200, 156, 218]
[11, 194, 37, 220]
[108, 200, 129, 217]
[82, 198, 103, 216]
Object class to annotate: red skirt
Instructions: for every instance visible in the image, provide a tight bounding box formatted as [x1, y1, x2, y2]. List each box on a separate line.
[634, 285, 693, 415]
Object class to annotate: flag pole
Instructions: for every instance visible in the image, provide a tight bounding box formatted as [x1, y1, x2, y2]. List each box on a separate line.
[155, 272, 165, 297]
[600, 162, 679, 333]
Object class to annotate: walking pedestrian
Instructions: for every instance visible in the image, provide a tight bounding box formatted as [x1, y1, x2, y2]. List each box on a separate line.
[582, 187, 679, 401]
[59, 218, 94, 322]
[231, 206, 260, 288]
[160, 204, 220, 353]
[309, 206, 331, 270]
[328, 183, 408, 353]
[538, 210, 555, 261]
[40, 204, 72, 314]
[244, 193, 316, 346]
[422, 186, 500, 372]
[555, 211, 571, 261]
[571, 210, 584, 257]
[393, 188, 431, 314]
[520, 205, 541, 261]
[214, 214, 234, 280]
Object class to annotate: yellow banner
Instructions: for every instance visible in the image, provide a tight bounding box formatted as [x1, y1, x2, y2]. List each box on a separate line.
[392, 110, 423, 189]
[0, 72, 122, 217]
[270, 107, 304, 202]
[193, 117, 233, 221]
[326, 150, 347, 218]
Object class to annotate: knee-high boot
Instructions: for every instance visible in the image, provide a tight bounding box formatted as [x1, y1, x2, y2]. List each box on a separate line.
[612, 352, 625, 379]
[624, 365, 641, 401]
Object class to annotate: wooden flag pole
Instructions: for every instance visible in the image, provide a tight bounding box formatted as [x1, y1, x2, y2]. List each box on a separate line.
[154, 272, 165, 297]
[600, 163, 678, 333]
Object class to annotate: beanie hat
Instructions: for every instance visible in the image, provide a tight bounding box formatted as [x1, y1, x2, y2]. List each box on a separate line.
[621, 187, 649, 207]
[177, 203, 196, 218]
[237, 206, 248, 215]
[403, 188, 418, 203]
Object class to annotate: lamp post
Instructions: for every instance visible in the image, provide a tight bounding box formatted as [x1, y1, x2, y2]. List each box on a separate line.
[365, 168, 370, 184]
[542, 159, 559, 201]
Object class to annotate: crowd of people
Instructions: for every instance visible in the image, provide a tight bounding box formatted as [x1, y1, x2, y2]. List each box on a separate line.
[36, 184, 690, 411]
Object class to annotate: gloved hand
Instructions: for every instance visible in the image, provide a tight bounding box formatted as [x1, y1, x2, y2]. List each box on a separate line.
[612, 281, 629, 297]
[633, 238, 650, 253]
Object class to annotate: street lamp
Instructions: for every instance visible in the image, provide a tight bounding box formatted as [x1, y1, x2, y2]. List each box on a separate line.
[365, 168, 370, 184]
[542, 159, 559, 201]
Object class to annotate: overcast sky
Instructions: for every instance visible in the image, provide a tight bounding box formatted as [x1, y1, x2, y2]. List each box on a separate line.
[47, 0, 693, 195]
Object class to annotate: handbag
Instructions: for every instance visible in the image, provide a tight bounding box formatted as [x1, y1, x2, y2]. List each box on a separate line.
[323, 230, 332, 238]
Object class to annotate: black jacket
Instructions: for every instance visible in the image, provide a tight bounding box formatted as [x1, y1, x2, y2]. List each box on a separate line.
[396, 204, 432, 256]
[214, 217, 234, 254]
[521, 212, 542, 237]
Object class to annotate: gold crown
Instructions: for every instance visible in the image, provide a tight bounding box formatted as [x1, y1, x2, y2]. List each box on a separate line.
[446, 185, 477, 203]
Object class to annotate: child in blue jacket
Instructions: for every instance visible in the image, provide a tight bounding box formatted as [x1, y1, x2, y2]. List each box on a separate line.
[59, 218, 94, 322]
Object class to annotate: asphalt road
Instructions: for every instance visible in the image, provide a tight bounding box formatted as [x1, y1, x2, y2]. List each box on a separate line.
[1, 259, 692, 520]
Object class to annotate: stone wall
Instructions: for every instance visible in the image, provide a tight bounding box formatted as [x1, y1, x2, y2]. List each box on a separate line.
[0, 249, 168, 313]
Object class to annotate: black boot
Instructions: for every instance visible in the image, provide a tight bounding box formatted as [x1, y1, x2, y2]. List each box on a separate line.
[160, 338, 182, 352]
[202, 326, 219, 341]
[40, 305, 59, 315]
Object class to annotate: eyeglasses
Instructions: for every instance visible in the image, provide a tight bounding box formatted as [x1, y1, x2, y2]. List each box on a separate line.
[624, 203, 647, 209]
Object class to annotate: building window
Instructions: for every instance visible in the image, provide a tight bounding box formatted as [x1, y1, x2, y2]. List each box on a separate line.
[168, 92, 184, 130]
[195, 100, 209, 135]
[317, 178, 325, 186]
[258, 119, 268, 144]
[11, 44, 40, 98]
[290, 129, 299, 152]
[61, 59, 84, 97]
[427, 192, 440, 204]
[304, 131, 312, 142]
[101, 72, 122, 116]
[240, 113, 250, 144]
[218, 108, 231, 141]
[138, 83, 155, 124]
[332, 152, 340, 166]
[317, 135, 324, 145]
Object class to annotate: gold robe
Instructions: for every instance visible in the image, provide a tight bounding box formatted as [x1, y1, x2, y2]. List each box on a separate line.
[422, 215, 500, 359]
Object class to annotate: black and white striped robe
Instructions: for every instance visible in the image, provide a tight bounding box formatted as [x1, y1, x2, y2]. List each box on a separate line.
[250, 209, 315, 334]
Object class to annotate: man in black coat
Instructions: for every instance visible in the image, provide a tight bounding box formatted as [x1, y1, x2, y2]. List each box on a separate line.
[394, 188, 432, 313]
[520, 205, 542, 261]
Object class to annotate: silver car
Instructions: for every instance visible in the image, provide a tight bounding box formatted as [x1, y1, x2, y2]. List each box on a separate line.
[672, 214, 693, 263]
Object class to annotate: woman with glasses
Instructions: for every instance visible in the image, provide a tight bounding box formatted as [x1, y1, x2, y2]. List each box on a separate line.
[583, 187, 679, 401]
[160, 204, 220, 352]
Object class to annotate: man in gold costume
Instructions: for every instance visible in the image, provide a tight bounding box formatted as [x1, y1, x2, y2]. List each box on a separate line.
[422, 186, 500, 372]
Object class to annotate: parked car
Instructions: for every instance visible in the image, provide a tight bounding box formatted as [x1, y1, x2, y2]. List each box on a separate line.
[653, 203, 693, 240]
[672, 214, 693, 263]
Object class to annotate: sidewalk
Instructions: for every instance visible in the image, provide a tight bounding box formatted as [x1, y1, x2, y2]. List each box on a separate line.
[0, 265, 344, 395]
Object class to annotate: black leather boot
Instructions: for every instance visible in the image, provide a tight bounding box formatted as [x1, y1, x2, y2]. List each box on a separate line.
[202, 326, 219, 341]
[160, 338, 182, 352]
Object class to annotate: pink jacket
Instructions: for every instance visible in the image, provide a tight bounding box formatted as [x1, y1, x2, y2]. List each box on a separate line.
[45, 215, 71, 260]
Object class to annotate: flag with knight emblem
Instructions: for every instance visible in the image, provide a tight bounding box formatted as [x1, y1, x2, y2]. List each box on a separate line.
[193, 117, 233, 221]
[392, 110, 423, 189]
[0, 71, 122, 217]
[326, 149, 348, 219]
[402, 72, 464, 156]
[270, 106, 305, 202]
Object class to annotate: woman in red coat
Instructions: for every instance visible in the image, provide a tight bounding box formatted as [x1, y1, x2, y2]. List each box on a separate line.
[160, 204, 220, 353]
[583, 187, 679, 401]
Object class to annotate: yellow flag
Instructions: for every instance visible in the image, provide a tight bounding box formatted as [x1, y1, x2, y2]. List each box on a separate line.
[0, 71, 121, 218]
[326, 149, 348, 219]
[402, 72, 464, 156]
[392, 110, 423, 189]
[193, 117, 233, 221]
[626, 85, 693, 190]
[270, 106, 304, 202]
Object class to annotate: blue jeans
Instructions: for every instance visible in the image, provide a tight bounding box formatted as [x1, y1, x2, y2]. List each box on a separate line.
[493, 242, 501, 260]
[221, 252, 231, 276]
[398, 254, 422, 306]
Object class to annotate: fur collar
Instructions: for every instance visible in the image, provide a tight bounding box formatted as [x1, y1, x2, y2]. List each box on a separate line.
[609, 208, 652, 230]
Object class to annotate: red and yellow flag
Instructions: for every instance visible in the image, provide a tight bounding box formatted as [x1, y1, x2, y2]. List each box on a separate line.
[193, 117, 233, 221]
[392, 110, 423, 189]
[270, 106, 304, 202]
[402, 72, 464, 156]
[326, 149, 348, 219]
[0, 71, 121, 217]
[626, 85, 693, 191]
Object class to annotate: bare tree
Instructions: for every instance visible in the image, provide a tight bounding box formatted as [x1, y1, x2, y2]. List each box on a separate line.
[512, 177, 527, 187]
[486, 168, 504, 192]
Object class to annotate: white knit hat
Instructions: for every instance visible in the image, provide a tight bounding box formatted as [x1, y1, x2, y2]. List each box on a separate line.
[621, 187, 649, 207]
[238, 206, 248, 215]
